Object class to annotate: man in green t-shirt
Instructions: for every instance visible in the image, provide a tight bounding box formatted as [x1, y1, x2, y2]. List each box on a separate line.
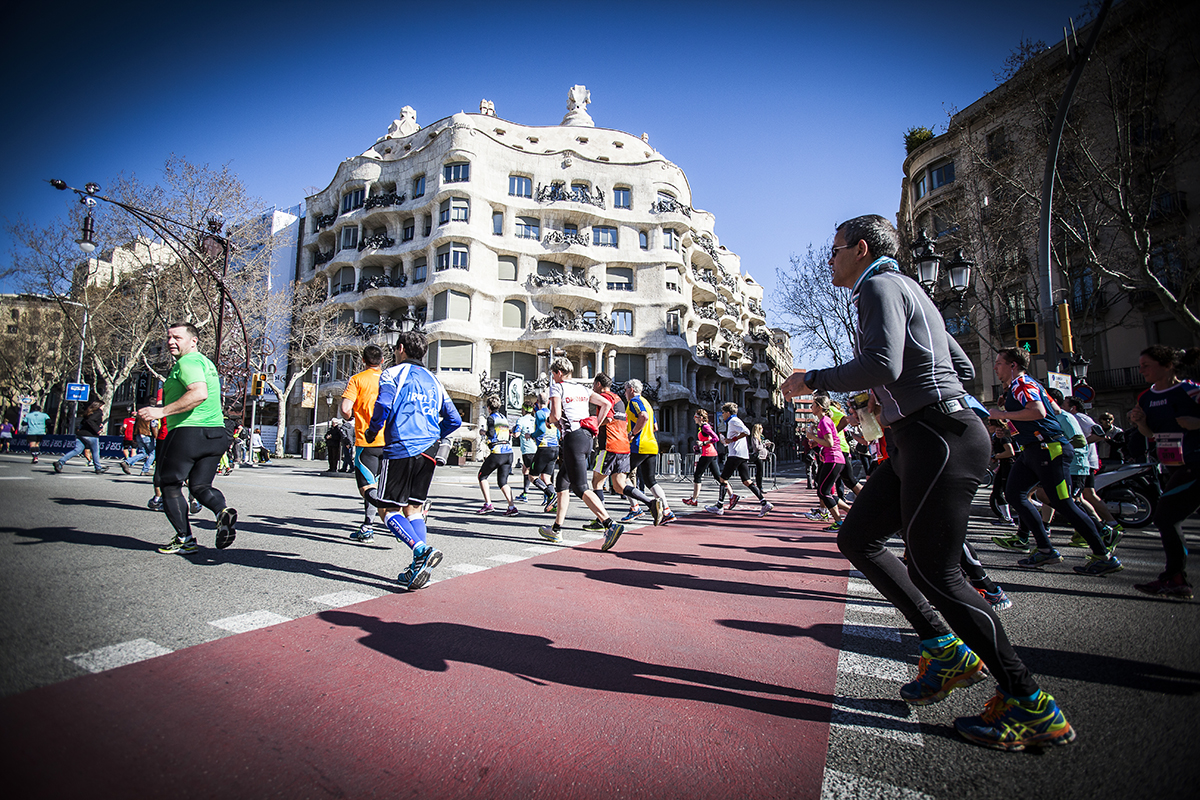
[137, 322, 237, 554]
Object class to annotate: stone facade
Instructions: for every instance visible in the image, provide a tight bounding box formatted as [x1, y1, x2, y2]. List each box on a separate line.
[292, 88, 793, 455]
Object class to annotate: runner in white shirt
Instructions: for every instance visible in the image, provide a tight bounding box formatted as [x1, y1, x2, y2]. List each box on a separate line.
[1065, 396, 1120, 543]
[536, 356, 625, 551]
[705, 402, 772, 516]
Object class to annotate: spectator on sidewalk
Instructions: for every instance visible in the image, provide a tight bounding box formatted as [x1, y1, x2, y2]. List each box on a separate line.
[54, 401, 108, 474]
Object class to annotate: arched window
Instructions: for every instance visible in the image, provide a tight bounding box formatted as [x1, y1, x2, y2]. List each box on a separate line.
[498, 256, 518, 281]
[333, 267, 355, 296]
[432, 290, 471, 322]
[611, 309, 633, 336]
[428, 339, 473, 371]
[502, 299, 526, 328]
[614, 353, 647, 383]
[491, 350, 538, 378]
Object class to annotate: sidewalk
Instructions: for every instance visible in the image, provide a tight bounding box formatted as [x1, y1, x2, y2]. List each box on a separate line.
[2, 479, 846, 799]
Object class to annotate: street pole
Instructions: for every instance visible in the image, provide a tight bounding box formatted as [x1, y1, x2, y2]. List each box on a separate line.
[310, 364, 321, 460]
[1038, 0, 1113, 377]
[67, 302, 89, 436]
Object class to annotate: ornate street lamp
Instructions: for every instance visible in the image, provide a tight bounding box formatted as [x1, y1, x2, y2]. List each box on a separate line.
[946, 248, 974, 296]
[910, 228, 943, 292]
[1069, 354, 1091, 381]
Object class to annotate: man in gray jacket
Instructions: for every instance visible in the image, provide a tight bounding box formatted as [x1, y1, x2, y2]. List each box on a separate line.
[781, 215, 1075, 752]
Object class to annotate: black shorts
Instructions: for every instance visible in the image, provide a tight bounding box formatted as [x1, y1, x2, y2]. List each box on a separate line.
[532, 446, 559, 476]
[379, 452, 437, 507]
[594, 450, 630, 478]
[555, 428, 593, 495]
[629, 452, 658, 487]
[26, 435, 43, 445]
[353, 446, 383, 490]
[521, 452, 536, 470]
[155, 426, 231, 486]
[478, 451, 513, 485]
[1083, 470, 1096, 489]
[720, 455, 752, 483]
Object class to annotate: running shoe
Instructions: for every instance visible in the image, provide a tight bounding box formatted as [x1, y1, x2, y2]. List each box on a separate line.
[978, 586, 1013, 611]
[397, 565, 431, 592]
[189, 499, 202, 515]
[351, 524, 374, 542]
[538, 525, 563, 544]
[955, 689, 1076, 751]
[120, 461, 132, 475]
[758, 502, 774, 518]
[728, 494, 741, 511]
[650, 499, 665, 527]
[661, 510, 677, 524]
[991, 534, 1033, 553]
[1066, 533, 1089, 548]
[543, 495, 558, 514]
[476, 503, 495, 514]
[600, 521, 625, 552]
[516, 493, 528, 502]
[31, 454, 38, 463]
[1103, 523, 1125, 552]
[215, 508, 238, 549]
[822, 521, 842, 532]
[900, 638, 988, 705]
[1134, 574, 1194, 600]
[704, 504, 724, 515]
[95, 465, 109, 474]
[411, 542, 443, 574]
[1017, 550, 1063, 568]
[804, 509, 830, 521]
[621, 507, 646, 522]
[503, 505, 519, 517]
[53, 462, 63, 473]
[158, 536, 199, 555]
[1072, 553, 1123, 576]
[681, 497, 698, 507]
[582, 519, 607, 532]
[147, 496, 163, 511]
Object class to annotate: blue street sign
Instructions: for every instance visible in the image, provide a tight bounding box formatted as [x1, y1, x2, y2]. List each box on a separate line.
[66, 383, 90, 402]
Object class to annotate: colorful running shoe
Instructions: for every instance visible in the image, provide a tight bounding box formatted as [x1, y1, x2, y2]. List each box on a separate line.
[804, 509, 831, 521]
[758, 502, 774, 518]
[1017, 550, 1063, 568]
[476, 503, 495, 514]
[954, 689, 1076, 751]
[822, 521, 842, 532]
[704, 504, 724, 515]
[543, 495, 558, 514]
[1067, 532, 1089, 548]
[600, 521, 625, 552]
[1134, 574, 1194, 600]
[411, 542, 443, 572]
[661, 510, 677, 524]
[351, 524, 374, 542]
[215, 508, 238, 550]
[503, 505, 519, 517]
[900, 638, 988, 705]
[978, 586, 1013, 611]
[992, 534, 1033, 553]
[649, 499, 665, 527]
[147, 496, 163, 511]
[397, 565, 430, 592]
[538, 525, 563, 544]
[516, 493, 528, 502]
[158, 536, 199, 555]
[1072, 553, 1123, 576]
[582, 519, 607, 532]
[1103, 523, 1124, 552]
[728, 494, 741, 511]
[621, 507, 646, 523]
[681, 497, 698, 507]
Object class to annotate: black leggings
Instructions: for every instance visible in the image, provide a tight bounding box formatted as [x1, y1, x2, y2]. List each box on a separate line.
[555, 429, 594, 498]
[989, 461, 1011, 516]
[1156, 465, 1200, 577]
[155, 427, 229, 540]
[837, 411, 1038, 697]
[693, 454, 722, 485]
[816, 461, 843, 509]
[1005, 443, 1105, 555]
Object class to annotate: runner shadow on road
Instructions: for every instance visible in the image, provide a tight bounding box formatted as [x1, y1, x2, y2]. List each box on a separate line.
[3, 524, 151, 552]
[1014, 644, 1200, 695]
[319, 609, 836, 720]
[615, 549, 849, 578]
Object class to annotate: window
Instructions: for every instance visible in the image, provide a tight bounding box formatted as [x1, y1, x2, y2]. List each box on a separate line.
[502, 299, 526, 328]
[933, 212, 957, 238]
[359, 308, 381, 326]
[332, 266, 354, 295]
[660, 405, 674, 433]
[443, 162, 470, 183]
[611, 309, 633, 335]
[594, 226, 618, 247]
[663, 228, 678, 251]
[493, 212, 503, 236]
[428, 339, 473, 371]
[666, 309, 681, 335]
[516, 217, 540, 239]
[914, 174, 928, 201]
[436, 242, 469, 271]
[490, 350, 538, 378]
[340, 226, 359, 250]
[341, 188, 364, 213]
[571, 182, 589, 195]
[439, 197, 468, 225]
[412, 175, 426, 197]
[402, 218, 415, 242]
[613, 352, 646, 382]
[639, 231, 648, 250]
[564, 223, 578, 237]
[432, 289, 471, 321]
[422, 215, 432, 236]
[537, 260, 564, 278]
[668, 354, 684, 384]
[613, 187, 631, 209]
[498, 255, 518, 281]
[413, 257, 427, 283]
[930, 161, 956, 190]
[509, 175, 532, 198]
[606, 266, 633, 291]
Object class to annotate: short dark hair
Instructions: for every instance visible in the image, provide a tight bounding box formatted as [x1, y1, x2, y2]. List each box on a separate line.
[836, 215, 899, 259]
[168, 321, 200, 339]
[722, 402, 738, 415]
[361, 344, 383, 366]
[486, 394, 502, 412]
[1142, 345, 1200, 372]
[1066, 396, 1084, 411]
[395, 330, 427, 361]
[594, 372, 612, 389]
[1047, 387, 1065, 404]
[997, 348, 1028, 370]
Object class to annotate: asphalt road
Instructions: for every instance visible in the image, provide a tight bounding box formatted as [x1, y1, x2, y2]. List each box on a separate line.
[1, 452, 1198, 799]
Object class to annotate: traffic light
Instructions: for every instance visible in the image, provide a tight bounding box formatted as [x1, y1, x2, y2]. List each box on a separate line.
[251, 373, 265, 397]
[1015, 322, 1040, 355]
[1056, 302, 1074, 355]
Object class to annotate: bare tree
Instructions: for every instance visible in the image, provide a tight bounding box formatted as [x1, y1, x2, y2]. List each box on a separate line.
[0, 301, 73, 413]
[773, 241, 856, 366]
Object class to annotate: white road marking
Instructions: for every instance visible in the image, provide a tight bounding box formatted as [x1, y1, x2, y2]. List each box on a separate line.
[846, 578, 882, 596]
[821, 768, 934, 799]
[830, 698, 925, 747]
[310, 590, 378, 607]
[446, 563, 489, 574]
[487, 554, 527, 564]
[67, 638, 173, 673]
[209, 610, 292, 633]
[837, 650, 909, 683]
[0, 476, 32, 480]
[842, 623, 903, 643]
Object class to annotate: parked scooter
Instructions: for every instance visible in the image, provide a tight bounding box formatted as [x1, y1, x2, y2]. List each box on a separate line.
[1095, 462, 1162, 528]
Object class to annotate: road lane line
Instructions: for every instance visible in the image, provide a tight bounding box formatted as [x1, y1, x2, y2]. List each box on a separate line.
[67, 638, 173, 674]
[310, 591, 379, 607]
[209, 610, 292, 633]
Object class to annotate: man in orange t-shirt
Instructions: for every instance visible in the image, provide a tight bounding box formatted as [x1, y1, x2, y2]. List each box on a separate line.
[340, 344, 386, 542]
[587, 373, 662, 528]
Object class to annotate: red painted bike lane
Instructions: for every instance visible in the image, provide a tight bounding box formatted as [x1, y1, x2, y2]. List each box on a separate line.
[2, 483, 849, 799]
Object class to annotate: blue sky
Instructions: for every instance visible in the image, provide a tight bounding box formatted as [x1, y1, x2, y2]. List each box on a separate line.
[2, 0, 1090, 364]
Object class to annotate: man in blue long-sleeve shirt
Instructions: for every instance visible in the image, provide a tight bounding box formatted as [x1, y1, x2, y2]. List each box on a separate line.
[364, 329, 462, 590]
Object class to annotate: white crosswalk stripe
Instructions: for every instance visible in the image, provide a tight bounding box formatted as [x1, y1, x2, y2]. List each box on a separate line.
[209, 610, 292, 633]
[310, 591, 378, 607]
[67, 638, 173, 673]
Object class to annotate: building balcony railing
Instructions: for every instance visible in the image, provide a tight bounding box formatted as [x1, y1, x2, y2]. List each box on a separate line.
[691, 234, 723, 269]
[314, 250, 334, 266]
[364, 192, 405, 211]
[535, 182, 606, 209]
[649, 197, 692, 217]
[358, 273, 407, 292]
[531, 310, 614, 334]
[693, 303, 720, 321]
[315, 214, 337, 231]
[330, 282, 355, 297]
[358, 234, 395, 251]
[543, 231, 591, 247]
[1085, 366, 1143, 392]
[531, 270, 601, 292]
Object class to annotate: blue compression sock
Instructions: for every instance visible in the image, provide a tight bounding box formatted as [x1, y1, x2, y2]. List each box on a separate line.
[921, 633, 960, 651]
[408, 515, 427, 547]
[385, 514, 419, 549]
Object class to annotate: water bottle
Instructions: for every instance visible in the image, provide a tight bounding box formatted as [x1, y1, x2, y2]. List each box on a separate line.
[434, 438, 452, 466]
[850, 392, 884, 442]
